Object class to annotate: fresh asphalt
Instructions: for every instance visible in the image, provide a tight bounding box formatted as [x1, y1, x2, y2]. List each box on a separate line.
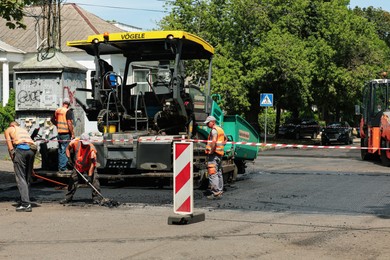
[1, 137, 390, 218]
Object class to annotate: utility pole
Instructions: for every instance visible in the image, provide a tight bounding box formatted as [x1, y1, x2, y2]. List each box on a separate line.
[37, 0, 62, 60]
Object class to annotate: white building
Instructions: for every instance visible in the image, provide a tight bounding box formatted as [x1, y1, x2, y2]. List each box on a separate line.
[0, 3, 145, 133]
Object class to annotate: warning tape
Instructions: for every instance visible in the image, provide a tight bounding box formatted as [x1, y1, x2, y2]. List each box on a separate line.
[281, 124, 355, 129]
[0, 137, 384, 150]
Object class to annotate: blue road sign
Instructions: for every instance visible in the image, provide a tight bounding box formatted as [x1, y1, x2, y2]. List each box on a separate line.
[260, 93, 273, 107]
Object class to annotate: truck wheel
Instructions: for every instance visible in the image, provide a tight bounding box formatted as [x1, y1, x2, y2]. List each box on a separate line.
[194, 170, 208, 190]
[380, 140, 390, 166]
[234, 159, 246, 175]
[227, 164, 238, 183]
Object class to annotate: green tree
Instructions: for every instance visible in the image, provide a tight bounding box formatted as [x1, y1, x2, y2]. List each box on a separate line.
[353, 6, 390, 48]
[160, 0, 390, 130]
[0, 0, 41, 29]
[0, 89, 16, 132]
[310, 1, 388, 122]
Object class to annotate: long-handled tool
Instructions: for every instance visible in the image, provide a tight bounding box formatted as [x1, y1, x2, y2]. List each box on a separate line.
[74, 167, 119, 208]
[32, 170, 68, 190]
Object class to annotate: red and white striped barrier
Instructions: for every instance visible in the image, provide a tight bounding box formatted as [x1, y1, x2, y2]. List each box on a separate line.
[2, 137, 385, 150]
[173, 142, 193, 215]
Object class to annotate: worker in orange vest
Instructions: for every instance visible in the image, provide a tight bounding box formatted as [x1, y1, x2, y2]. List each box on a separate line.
[51, 97, 75, 172]
[4, 121, 37, 212]
[60, 133, 101, 204]
[204, 116, 226, 199]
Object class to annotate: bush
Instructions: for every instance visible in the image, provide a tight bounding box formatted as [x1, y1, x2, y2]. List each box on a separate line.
[0, 89, 15, 132]
[258, 107, 276, 135]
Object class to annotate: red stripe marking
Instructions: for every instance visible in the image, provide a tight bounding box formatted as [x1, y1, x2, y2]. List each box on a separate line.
[71, 3, 99, 34]
[175, 162, 190, 193]
[176, 196, 191, 213]
[22, 138, 385, 150]
[175, 143, 189, 160]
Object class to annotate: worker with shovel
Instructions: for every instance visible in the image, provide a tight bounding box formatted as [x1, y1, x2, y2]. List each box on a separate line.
[60, 133, 101, 204]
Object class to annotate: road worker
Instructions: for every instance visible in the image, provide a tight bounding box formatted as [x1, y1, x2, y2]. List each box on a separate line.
[4, 121, 37, 212]
[51, 97, 75, 172]
[60, 133, 101, 204]
[204, 115, 226, 199]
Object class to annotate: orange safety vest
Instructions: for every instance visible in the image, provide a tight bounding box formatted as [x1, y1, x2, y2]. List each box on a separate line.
[55, 107, 69, 133]
[11, 126, 34, 146]
[205, 125, 226, 156]
[71, 139, 97, 173]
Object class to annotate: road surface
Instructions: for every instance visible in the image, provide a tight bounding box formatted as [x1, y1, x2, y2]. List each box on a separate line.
[1, 138, 390, 259]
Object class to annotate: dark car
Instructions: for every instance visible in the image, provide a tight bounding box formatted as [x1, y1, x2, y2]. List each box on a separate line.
[278, 118, 320, 139]
[321, 121, 353, 145]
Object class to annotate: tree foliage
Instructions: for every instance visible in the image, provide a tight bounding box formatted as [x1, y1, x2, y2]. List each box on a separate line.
[160, 0, 390, 129]
[0, 0, 41, 29]
[0, 89, 16, 132]
[353, 6, 390, 48]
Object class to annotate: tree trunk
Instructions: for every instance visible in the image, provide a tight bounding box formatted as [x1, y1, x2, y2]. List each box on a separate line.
[246, 92, 261, 133]
[275, 104, 281, 138]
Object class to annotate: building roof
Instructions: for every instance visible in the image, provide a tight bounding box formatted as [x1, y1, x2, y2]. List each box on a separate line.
[13, 51, 87, 72]
[0, 40, 25, 53]
[0, 3, 124, 53]
[109, 21, 142, 32]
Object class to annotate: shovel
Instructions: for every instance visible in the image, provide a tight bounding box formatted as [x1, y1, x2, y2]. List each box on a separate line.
[74, 167, 119, 208]
[32, 170, 68, 189]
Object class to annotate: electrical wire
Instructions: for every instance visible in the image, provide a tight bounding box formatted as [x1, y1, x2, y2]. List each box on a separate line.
[69, 2, 167, 13]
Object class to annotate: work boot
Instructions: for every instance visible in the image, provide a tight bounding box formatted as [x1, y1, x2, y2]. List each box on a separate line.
[92, 199, 101, 205]
[59, 198, 72, 204]
[207, 191, 223, 200]
[16, 204, 32, 212]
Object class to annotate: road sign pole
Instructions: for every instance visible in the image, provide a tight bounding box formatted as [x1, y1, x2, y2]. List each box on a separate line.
[265, 107, 267, 143]
[260, 93, 273, 144]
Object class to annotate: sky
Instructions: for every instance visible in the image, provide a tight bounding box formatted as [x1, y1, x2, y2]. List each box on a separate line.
[69, 0, 167, 30]
[349, 0, 390, 12]
[68, 0, 390, 31]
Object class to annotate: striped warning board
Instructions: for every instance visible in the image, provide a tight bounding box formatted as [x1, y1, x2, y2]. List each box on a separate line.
[173, 142, 193, 215]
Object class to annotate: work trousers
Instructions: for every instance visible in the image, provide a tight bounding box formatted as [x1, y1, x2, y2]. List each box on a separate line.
[65, 169, 101, 201]
[58, 133, 70, 171]
[13, 149, 35, 206]
[207, 153, 223, 195]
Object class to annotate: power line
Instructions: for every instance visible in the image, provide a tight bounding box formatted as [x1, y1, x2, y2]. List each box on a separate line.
[70, 2, 167, 13]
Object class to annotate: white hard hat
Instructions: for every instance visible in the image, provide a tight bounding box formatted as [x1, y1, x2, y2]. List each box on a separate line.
[204, 116, 216, 124]
[63, 97, 70, 104]
[80, 133, 90, 145]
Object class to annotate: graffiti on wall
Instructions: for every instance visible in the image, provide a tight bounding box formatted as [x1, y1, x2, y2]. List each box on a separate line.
[17, 89, 42, 104]
[15, 72, 87, 136]
[63, 86, 76, 105]
[15, 72, 86, 111]
[16, 74, 60, 110]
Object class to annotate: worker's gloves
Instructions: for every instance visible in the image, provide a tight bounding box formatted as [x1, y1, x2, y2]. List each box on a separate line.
[9, 149, 15, 161]
[83, 174, 92, 183]
[66, 160, 74, 170]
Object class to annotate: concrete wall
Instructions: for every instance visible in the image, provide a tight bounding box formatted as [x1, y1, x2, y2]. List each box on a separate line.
[14, 70, 86, 149]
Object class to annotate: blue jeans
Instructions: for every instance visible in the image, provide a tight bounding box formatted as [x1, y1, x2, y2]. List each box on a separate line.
[58, 134, 70, 171]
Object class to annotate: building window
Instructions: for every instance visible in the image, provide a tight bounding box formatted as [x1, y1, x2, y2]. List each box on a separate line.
[9, 73, 13, 89]
[132, 69, 151, 94]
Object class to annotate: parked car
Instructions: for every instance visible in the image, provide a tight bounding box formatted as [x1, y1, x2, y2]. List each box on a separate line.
[278, 118, 320, 139]
[321, 121, 353, 145]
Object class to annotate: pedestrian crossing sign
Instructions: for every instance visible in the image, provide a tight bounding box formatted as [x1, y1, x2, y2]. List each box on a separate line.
[260, 93, 273, 107]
